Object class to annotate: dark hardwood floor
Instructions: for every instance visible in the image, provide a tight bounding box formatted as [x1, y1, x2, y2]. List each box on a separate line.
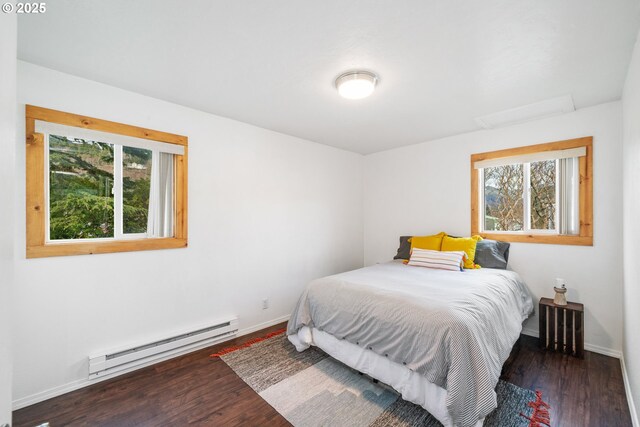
[500, 335, 632, 427]
[13, 323, 631, 427]
[13, 323, 291, 427]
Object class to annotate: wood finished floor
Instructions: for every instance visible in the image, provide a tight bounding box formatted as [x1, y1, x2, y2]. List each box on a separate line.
[13, 323, 632, 427]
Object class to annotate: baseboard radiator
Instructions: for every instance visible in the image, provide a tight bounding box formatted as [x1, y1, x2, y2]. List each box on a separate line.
[89, 317, 239, 379]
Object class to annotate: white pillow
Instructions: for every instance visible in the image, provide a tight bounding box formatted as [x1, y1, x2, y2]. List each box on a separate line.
[407, 248, 466, 271]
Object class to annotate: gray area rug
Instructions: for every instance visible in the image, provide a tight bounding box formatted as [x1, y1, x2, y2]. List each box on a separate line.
[218, 332, 543, 427]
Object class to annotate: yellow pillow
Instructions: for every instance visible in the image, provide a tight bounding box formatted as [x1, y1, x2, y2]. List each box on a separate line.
[441, 235, 481, 269]
[409, 232, 446, 252]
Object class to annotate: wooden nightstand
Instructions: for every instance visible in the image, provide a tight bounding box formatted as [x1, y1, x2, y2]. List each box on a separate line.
[538, 297, 584, 358]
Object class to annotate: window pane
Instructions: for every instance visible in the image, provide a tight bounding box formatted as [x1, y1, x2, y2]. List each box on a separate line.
[484, 164, 524, 231]
[49, 135, 114, 239]
[530, 160, 557, 230]
[123, 147, 152, 234]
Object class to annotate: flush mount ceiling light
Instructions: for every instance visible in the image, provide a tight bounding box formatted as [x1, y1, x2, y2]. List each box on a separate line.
[335, 71, 378, 100]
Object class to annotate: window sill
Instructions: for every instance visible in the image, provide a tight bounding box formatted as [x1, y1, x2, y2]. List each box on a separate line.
[476, 232, 592, 246]
[26, 237, 188, 259]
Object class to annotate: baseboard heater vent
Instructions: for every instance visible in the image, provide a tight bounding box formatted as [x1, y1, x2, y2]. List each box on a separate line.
[89, 317, 238, 379]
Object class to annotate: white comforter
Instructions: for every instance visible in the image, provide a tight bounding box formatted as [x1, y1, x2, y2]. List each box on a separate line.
[287, 261, 533, 427]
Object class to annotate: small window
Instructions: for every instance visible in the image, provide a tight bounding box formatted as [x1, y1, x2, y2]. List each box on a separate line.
[26, 105, 188, 258]
[481, 159, 563, 233]
[471, 137, 592, 245]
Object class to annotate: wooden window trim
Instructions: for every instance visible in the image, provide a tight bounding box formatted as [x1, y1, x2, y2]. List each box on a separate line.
[26, 105, 188, 258]
[470, 136, 593, 246]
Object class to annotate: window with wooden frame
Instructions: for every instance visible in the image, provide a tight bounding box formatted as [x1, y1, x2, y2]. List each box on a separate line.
[471, 137, 592, 245]
[26, 105, 188, 258]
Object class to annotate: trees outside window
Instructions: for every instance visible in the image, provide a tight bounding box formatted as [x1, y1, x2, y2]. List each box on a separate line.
[26, 105, 188, 258]
[483, 160, 557, 232]
[470, 137, 593, 246]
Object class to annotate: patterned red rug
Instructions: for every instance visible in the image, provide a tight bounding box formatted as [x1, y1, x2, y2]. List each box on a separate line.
[212, 330, 550, 427]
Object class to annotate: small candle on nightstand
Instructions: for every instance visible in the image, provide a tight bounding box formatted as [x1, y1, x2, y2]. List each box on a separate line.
[553, 278, 567, 306]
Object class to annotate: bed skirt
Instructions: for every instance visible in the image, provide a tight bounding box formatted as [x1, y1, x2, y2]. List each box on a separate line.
[289, 326, 484, 427]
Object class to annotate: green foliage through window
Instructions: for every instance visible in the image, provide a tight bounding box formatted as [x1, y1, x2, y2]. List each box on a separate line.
[49, 135, 153, 240]
[123, 146, 152, 234]
[49, 135, 114, 239]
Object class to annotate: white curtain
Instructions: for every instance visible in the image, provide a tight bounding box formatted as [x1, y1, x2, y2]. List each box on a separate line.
[147, 152, 174, 237]
[558, 157, 579, 235]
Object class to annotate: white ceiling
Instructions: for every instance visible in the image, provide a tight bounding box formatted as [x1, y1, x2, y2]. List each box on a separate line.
[17, 0, 640, 154]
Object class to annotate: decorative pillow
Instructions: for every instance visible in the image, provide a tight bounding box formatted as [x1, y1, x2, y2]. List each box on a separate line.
[393, 236, 412, 260]
[441, 235, 481, 269]
[407, 248, 466, 271]
[409, 232, 446, 252]
[474, 239, 511, 269]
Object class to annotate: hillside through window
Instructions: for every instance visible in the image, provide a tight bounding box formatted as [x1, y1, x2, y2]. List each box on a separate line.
[483, 163, 524, 232]
[483, 160, 557, 233]
[122, 146, 153, 234]
[49, 136, 116, 240]
[48, 138, 156, 240]
[471, 137, 593, 246]
[26, 105, 188, 258]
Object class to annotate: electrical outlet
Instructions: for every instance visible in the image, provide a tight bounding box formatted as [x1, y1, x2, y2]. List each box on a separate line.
[262, 299, 269, 310]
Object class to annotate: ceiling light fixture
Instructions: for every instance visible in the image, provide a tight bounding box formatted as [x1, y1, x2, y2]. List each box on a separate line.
[335, 71, 378, 100]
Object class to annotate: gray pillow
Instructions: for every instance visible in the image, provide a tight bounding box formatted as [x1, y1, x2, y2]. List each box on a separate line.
[474, 239, 510, 269]
[393, 236, 412, 260]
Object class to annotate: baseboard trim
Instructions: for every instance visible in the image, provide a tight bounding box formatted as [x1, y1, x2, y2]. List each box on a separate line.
[621, 354, 640, 427]
[13, 378, 89, 412]
[12, 314, 291, 411]
[521, 327, 539, 338]
[521, 327, 622, 358]
[584, 343, 622, 359]
[237, 314, 290, 337]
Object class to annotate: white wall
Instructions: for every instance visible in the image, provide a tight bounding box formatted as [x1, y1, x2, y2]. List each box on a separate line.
[364, 102, 623, 355]
[622, 29, 640, 426]
[11, 54, 633, 415]
[13, 61, 364, 405]
[0, 12, 16, 427]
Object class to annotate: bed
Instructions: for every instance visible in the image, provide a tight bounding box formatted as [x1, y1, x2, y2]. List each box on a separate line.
[287, 260, 534, 427]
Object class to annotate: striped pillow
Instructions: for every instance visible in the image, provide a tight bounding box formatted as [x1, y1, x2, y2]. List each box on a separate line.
[407, 248, 466, 271]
